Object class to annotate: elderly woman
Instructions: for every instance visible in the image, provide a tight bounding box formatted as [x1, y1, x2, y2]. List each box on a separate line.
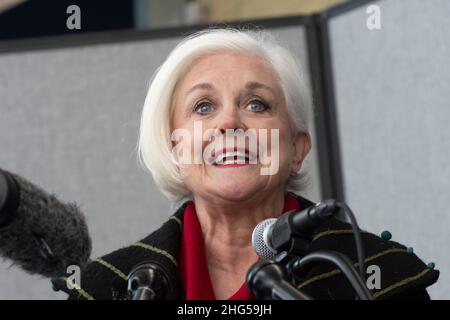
[57, 28, 438, 300]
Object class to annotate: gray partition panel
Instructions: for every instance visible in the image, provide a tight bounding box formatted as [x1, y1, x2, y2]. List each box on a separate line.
[0, 24, 319, 299]
[328, 0, 449, 299]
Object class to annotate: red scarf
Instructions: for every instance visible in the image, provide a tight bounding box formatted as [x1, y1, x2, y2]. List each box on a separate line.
[178, 192, 300, 300]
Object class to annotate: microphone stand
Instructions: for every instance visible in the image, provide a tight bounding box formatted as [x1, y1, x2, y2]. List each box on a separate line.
[290, 250, 374, 300]
[246, 259, 312, 300]
[249, 198, 374, 300]
[127, 262, 171, 300]
[247, 250, 374, 300]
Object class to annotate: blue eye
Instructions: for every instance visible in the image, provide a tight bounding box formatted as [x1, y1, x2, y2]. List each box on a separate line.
[246, 100, 268, 112]
[194, 102, 213, 114]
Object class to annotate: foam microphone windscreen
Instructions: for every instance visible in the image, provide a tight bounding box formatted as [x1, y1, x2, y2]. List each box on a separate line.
[0, 169, 92, 278]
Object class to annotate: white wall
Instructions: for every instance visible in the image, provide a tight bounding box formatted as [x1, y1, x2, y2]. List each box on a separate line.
[329, 0, 449, 299]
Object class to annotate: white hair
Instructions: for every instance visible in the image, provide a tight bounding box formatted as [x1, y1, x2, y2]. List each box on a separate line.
[137, 27, 314, 204]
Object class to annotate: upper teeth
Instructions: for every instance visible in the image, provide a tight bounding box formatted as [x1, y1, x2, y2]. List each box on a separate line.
[214, 151, 248, 165]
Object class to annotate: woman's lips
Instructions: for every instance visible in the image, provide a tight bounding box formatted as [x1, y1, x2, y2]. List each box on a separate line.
[208, 147, 258, 166]
[213, 162, 251, 168]
[212, 147, 249, 158]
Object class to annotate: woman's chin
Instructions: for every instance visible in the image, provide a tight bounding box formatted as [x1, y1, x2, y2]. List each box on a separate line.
[208, 180, 261, 201]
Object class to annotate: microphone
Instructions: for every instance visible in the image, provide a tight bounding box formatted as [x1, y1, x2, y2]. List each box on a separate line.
[127, 261, 171, 300]
[246, 259, 312, 300]
[0, 168, 19, 227]
[252, 199, 367, 282]
[252, 199, 339, 259]
[0, 168, 92, 278]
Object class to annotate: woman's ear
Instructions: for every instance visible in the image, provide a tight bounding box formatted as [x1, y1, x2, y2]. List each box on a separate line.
[291, 131, 311, 175]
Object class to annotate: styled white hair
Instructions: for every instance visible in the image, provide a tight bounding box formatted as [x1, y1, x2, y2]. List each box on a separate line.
[137, 27, 314, 204]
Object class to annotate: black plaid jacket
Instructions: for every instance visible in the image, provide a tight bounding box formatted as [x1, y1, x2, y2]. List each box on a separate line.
[52, 193, 439, 300]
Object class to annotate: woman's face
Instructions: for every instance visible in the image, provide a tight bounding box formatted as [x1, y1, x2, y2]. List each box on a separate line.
[171, 52, 311, 202]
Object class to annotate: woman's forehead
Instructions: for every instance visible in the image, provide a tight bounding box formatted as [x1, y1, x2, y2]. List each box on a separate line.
[177, 52, 281, 93]
[189, 52, 273, 73]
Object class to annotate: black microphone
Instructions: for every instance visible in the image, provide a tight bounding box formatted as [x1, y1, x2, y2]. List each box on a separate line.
[127, 261, 171, 300]
[0, 168, 92, 278]
[252, 199, 367, 281]
[246, 259, 312, 300]
[0, 168, 19, 227]
[252, 199, 339, 259]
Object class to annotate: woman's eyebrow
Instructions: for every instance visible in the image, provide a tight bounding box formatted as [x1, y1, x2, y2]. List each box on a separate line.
[186, 82, 215, 97]
[245, 81, 276, 95]
[185, 81, 276, 98]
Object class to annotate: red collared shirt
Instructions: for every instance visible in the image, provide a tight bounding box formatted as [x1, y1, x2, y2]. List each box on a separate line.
[178, 192, 301, 300]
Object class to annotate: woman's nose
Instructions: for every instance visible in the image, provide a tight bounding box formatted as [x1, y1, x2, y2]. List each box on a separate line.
[216, 105, 246, 134]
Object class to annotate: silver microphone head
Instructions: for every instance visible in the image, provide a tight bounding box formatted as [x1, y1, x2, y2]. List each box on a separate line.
[251, 218, 277, 260]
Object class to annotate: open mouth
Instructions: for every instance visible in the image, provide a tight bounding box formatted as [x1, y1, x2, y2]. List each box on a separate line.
[212, 149, 257, 166]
